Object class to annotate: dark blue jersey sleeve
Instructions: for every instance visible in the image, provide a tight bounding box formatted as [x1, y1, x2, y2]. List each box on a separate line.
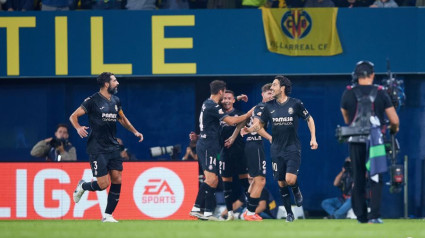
[296, 100, 311, 120]
[208, 104, 228, 121]
[81, 97, 93, 114]
[256, 103, 270, 124]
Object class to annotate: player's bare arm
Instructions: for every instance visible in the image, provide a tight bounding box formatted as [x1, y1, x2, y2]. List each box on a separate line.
[306, 116, 318, 150]
[118, 110, 143, 142]
[236, 94, 248, 102]
[69, 107, 89, 138]
[222, 106, 255, 126]
[257, 128, 272, 143]
[224, 121, 246, 148]
[241, 117, 264, 136]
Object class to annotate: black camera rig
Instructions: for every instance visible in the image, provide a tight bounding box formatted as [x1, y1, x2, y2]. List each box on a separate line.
[335, 125, 370, 143]
[382, 59, 405, 193]
[336, 59, 406, 193]
[381, 59, 406, 111]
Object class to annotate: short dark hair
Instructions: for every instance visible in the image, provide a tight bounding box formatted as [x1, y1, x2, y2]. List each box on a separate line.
[261, 83, 272, 92]
[354, 61, 374, 79]
[275, 75, 292, 95]
[97, 72, 114, 88]
[210, 80, 226, 94]
[56, 123, 68, 132]
[225, 90, 235, 96]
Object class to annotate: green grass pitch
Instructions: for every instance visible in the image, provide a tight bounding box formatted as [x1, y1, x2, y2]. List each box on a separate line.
[1, 219, 424, 238]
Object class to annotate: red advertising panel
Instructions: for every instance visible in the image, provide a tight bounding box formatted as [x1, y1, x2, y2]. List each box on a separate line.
[0, 162, 198, 220]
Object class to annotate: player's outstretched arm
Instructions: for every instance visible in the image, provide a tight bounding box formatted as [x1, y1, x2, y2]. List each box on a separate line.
[222, 106, 255, 126]
[69, 107, 89, 138]
[306, 116, 318, 150]
[236, 94, 248, 102]
[118, 110, 143, 142]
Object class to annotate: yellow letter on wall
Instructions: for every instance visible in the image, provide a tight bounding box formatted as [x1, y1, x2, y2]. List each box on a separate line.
[0, 17, 36, 76]
[91, 17, 132, 75]
[152, 15, 196, 74]
[55, 16, 68, 75]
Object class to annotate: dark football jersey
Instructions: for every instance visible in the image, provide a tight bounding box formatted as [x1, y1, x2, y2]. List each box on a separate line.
[257, 98, 310, 154]
[220, 108, 245, 151]
[198, 98, 228, 148]
[245, 102, 268, 145]
[81, 92, 122, 154]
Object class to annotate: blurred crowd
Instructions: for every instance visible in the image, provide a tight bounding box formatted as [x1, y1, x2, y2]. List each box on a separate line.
[0, 0, 424, 11]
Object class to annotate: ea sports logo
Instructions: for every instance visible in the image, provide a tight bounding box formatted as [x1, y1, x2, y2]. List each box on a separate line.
[281, 10, 312, 39]
[133, 167, 184, 218]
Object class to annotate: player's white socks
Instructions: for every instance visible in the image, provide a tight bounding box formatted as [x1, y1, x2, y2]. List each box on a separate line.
[228, 211, 234, 217]
[204, 212, 213, 217]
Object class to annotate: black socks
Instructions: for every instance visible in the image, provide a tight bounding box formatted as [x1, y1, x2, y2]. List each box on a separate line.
[279, 186, 293, 214]
[105, 184, 121, 215]
[204, 183, 216, 213]
[194, 182, 208, 209]
[223, 181, 233, 212]
[82, 181, 102, 191]
[247, 196, 260, 213]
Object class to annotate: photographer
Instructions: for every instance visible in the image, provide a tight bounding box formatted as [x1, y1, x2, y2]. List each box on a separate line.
[321, 157, 353, 219]
[340, 61, 399, 224]
[30, 124, 77, 161]
[182, 139, 197, 161]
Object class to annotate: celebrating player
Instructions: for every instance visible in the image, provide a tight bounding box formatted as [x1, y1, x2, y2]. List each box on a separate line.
[243, 75, 318, 222]
[69, 72, 143, 222]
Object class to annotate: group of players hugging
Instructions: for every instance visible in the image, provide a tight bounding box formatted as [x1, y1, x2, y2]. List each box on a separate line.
[189, 76, 318, 222]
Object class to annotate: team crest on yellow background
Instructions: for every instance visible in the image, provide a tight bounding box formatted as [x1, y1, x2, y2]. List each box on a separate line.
[262, 8, 343, 56]
[281, 10, 312, 40]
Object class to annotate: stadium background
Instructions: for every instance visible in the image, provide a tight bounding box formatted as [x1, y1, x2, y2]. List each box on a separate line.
[0, 8, 424, 219]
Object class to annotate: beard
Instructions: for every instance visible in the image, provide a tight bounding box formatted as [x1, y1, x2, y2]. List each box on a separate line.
[108, 85, 118, 94]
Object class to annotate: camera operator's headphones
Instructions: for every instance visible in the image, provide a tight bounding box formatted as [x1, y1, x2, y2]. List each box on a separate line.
[351, 60, 375, 85]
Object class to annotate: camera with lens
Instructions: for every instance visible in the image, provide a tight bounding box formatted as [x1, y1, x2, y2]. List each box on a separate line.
[343, 160, 352, 171]
[50, 137, 67, 148]
[119, 144, 126, 151]
[381, 59, 406, 110]
[149, 144, 181, 160]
